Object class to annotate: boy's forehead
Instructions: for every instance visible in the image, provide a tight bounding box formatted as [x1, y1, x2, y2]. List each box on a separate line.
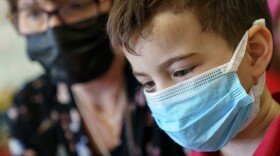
[132, 11, 202, 54]
[155, 12, 200, 37]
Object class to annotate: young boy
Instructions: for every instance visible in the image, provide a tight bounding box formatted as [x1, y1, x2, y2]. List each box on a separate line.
[107, 0, 280, 155]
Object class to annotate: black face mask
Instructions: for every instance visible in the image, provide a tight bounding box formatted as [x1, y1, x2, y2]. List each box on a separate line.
[26, 14, 114, 85]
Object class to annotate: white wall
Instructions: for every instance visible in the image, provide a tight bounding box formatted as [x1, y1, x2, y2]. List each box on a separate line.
[0, 0, 43, 91]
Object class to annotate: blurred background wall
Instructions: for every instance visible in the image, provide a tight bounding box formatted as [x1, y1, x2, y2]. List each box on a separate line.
[0, 0, 43, 95]
[0, 1, 42, 153]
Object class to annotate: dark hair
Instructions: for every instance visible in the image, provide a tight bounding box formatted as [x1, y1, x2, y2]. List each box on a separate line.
[107, 0, 273, 54]
[7, 0, 17, 14]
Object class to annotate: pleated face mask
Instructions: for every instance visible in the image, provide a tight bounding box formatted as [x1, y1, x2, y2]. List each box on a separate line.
[144, 19, 266, 152]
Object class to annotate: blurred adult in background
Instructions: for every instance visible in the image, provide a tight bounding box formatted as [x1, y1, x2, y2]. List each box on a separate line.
[5, 0, 185, 156]
[267, 0, 280, 96]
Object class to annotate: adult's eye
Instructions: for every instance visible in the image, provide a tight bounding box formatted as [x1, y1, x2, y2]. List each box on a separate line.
[25, 10, 44, 20]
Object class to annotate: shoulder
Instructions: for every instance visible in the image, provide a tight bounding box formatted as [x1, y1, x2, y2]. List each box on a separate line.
[8, 74, 57, 121]
[254, 108, 280, 155]
[6, 74, 57, 133]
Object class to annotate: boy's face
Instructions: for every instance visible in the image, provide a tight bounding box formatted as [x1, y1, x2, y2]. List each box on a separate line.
[125, 12, 253, 92]
[125, 11, 252, 92]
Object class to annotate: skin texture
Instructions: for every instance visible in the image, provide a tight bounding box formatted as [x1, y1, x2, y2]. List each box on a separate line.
[125, 11, 280, 156]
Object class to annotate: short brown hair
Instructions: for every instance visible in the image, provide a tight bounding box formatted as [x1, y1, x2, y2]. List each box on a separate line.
[107, 0, 272, 54]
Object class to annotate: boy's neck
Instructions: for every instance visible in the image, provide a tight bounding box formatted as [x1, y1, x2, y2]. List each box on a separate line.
[221, 87, 280, 156]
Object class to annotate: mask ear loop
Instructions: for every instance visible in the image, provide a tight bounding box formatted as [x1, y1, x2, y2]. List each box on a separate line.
[251, 19, 266, 97]
[225, 32, 249, 73]
[226, 19, 266, 74]
[235, 19, 267, 131]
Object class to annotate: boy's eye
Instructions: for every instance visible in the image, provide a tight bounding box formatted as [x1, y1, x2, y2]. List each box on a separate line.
[142, 81, 156, 92]
[173, 67, 195, 78]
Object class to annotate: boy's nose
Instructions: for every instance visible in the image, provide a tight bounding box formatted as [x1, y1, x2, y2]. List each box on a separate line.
[156, 80, 175, 92]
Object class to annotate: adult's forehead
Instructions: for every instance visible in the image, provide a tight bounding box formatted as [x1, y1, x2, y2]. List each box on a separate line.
[17, 0, 87, 8]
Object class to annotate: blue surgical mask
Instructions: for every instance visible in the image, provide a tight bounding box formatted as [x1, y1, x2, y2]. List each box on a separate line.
[144, 19, 266, 152]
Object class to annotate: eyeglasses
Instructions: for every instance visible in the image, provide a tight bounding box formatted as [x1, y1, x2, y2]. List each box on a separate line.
[11, 0, 99, 35]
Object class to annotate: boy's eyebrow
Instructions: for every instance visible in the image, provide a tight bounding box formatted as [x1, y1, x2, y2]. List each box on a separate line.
[133, 71, 147, 77]
[133, 53, 195, 77]
[159, 53, 196, 69]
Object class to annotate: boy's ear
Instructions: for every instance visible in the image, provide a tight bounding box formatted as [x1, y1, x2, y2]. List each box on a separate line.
[247, 25, 273, 80]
